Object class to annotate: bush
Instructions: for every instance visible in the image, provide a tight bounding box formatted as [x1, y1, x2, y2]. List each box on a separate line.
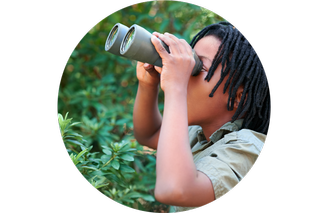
[58, 112, 169, 211]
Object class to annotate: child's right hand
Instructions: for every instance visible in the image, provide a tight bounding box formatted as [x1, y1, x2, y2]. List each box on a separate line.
[136, 61, 160, 88]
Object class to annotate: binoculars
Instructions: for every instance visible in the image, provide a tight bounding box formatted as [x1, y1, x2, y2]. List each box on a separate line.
[105, 23, 203, 76]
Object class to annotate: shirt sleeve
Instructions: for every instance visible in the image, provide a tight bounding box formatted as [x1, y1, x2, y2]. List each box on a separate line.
[195, 131, 263, 199]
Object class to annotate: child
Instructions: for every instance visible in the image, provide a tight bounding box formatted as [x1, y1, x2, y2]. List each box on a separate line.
[133, 22, 270, 212]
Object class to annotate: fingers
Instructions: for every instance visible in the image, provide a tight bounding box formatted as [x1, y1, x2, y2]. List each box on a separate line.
[152, 32, 183, 56]
[179, 38, 193, 56]
[151, 32, 195, 75]
[151, 34, 170, 59]
[157, 33, 182, 55]
[143, 63, 153, 71]
[152, 32, 193, 57]
[144, 63, 162, 76]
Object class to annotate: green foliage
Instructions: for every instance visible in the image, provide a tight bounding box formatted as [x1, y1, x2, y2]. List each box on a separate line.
[58, 1, 225, 212]
[58, 112, 165, 210]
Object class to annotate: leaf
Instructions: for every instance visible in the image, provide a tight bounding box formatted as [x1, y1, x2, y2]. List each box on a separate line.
[118, 142, 134, 152]
[58, 113, 63, 124]
[133, 158, 146, 173]
[121, 198, 135, 203]
[111, 159, 120, 170]
[75, 148, 88, 161]
[119, 154, 134, 161]
[64, 112, 69, 120]
[82, 166, 99, 171]
[119, 164, 135, 173]
[115, 118, 129, 125]
[123, 191, 141, 199]
[70, 153, 79, 165]
[65, 139, 85, 149]
[102, 148, 112, 156]
[140, 194, 155, 202]
[95, 183, 109, 189]
[101, 155, 111, 163]
[64, 132, 83, 138]
[69, 122, 81, 127]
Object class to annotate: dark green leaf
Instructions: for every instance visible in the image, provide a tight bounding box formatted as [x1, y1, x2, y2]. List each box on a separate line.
[121, 198, 135, 203]
[133, 158, 146, 173]
[119, 144, 135, 152]
[102, 148, 112, 155]
[101, 155, 111, 163]
[65, 139, 85, 148]
[140, 194, 155, 202]
[119, 164, 135, 173]
[119, 153, 134, 161]
[123, 191, 141, 198]
[111, 159, 120, 170]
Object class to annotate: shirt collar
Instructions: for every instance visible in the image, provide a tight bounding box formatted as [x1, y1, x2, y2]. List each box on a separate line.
[197, 119, 244, 145]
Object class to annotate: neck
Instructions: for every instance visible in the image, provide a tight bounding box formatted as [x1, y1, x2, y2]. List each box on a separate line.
[200, 117, 232, 141]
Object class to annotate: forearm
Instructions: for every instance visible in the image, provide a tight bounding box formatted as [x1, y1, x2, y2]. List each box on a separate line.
[133, 83, 162, 148]
[155, 90, 198, 199]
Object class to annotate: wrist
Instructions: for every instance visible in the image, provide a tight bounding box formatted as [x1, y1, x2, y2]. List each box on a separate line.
[137, 82, 160, 100]
[139, 81, 159, 91]
[163, 84, 188, 97]
[164, 86, 187, 101]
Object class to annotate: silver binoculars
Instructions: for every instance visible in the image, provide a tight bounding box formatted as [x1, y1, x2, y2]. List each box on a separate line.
[105, 23, 203, 76]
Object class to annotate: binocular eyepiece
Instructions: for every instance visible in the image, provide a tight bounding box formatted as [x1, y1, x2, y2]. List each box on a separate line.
[105, 23, 202, 76]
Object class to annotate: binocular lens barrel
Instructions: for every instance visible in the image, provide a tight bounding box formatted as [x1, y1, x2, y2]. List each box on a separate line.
[120, 24, 166, 67]
[107, 27, 118, 48]
[121, 27, 135, 54]
[105, 23, 129, 56]
[105, 23, 202, 76]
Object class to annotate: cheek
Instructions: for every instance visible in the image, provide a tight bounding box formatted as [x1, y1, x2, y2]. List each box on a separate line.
[189, 73, 229, 108]
[187, 73, 214, 110]
[187, 73, 207, 99]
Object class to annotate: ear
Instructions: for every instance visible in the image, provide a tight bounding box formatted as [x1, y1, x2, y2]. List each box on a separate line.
[234, 85, 244, 109]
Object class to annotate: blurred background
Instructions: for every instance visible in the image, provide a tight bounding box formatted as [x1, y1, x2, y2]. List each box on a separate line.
[58, 1, 225, 212]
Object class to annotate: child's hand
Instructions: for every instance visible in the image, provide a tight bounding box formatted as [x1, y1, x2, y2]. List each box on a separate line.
[136, 61, 160, 88]
[151, 32, 195, 94]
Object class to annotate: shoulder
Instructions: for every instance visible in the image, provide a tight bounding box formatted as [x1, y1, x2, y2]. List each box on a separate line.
[232, 129, 266, 152]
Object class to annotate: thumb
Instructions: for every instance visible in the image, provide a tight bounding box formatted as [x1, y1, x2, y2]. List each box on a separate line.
[151, 35, 169, 59]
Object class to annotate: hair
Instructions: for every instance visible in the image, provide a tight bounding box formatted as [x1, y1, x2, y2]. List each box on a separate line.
[190, 22, 270, 135]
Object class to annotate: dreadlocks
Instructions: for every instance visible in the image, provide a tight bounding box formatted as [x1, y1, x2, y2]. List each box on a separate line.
[190, 22, 270, 134]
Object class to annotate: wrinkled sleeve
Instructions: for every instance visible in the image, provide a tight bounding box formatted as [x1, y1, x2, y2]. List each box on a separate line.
[195, 131, 264, 199]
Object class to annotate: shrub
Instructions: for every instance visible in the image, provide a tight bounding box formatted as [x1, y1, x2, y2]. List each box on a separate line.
[58, 112, 168, 211]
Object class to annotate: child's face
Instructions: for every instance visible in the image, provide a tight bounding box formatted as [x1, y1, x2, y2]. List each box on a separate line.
[187, 35, 237, 126]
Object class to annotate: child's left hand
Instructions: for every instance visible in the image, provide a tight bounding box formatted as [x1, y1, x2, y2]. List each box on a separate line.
[151, 32, 195, 94]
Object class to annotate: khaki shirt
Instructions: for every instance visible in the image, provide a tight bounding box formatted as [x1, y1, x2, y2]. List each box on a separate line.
[173, 120, 266, 212]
